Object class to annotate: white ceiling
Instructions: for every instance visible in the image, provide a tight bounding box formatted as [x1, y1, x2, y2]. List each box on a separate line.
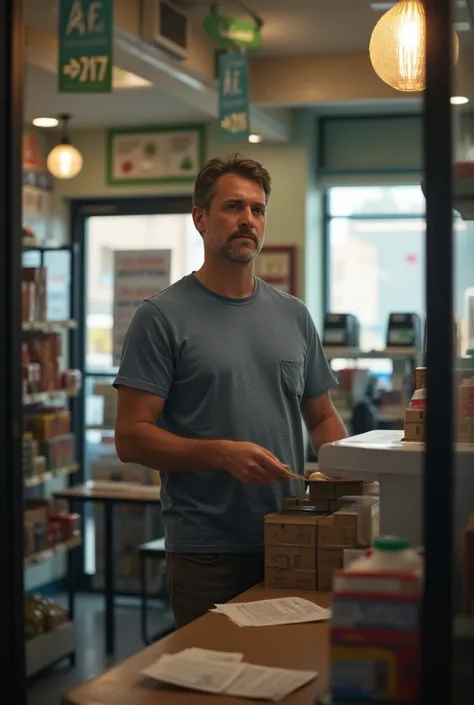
[178, 0, 474, 56]
[24, 63, 208, 128]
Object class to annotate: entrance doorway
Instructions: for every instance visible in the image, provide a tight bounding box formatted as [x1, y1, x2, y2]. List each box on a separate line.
[71, 196, 201, 585]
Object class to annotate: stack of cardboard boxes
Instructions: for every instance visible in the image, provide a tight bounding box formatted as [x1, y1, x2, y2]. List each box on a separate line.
[265, 478, 379, 592]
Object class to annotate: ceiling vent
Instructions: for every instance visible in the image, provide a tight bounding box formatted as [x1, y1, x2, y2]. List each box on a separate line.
[141, 0, 189, 60]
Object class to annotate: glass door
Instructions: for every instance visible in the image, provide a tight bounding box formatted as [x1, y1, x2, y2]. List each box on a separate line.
[71, 197, 201, 587]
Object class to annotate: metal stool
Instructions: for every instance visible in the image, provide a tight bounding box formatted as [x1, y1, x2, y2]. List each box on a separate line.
[138, 537, 174, 644]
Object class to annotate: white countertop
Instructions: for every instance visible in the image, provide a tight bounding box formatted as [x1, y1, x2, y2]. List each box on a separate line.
[318, 430, 474, 478]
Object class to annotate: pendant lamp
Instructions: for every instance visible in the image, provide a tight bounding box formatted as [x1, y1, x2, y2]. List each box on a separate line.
[369, 0, 459, 92]
[46, 114, 83, 179]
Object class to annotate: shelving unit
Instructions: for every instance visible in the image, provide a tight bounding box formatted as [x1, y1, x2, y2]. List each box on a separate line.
[22, 232, 81, 678]
[324, 346, 423, 430]
[24, 462, 79, 488]
[24, 536, 82, 567]
[26, 621, 75, 678]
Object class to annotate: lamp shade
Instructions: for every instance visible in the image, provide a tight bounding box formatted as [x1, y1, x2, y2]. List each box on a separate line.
[46, 143, 83, 179]
[369, 0, 459, 92]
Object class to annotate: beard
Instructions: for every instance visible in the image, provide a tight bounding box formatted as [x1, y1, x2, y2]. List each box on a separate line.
[222, 229, 263, 263]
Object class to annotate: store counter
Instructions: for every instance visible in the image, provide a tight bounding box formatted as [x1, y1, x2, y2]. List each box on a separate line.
[63, 585, 331, 705]
[318, 429, 474, 545]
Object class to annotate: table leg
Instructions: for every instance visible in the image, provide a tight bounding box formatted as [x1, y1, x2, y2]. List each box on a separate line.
[67, 501, 76, 621]
[67, 502, 77, 667]
[104, 501, 115, 655]
[140, 554, 150, 646]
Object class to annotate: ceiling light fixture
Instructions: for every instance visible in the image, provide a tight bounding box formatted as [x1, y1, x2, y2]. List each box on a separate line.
[32, 117, 59, 128]
[248, 134, 262, 144]
[451, 96, 469, 105]
[46, 113, 83, 180]
[369, 0, 459, 92]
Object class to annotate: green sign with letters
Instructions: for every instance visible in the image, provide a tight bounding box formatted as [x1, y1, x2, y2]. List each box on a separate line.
[203, 4, 262, 50]
[218, 52, 250, 141]
[58, 0, 113, 93]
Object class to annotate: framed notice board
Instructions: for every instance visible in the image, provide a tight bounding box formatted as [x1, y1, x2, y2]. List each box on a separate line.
[255, 245, 297, 295]
[107, 123, 206, 186]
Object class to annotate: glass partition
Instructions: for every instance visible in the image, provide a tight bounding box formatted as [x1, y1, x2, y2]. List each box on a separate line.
[450, 0, 474, 700]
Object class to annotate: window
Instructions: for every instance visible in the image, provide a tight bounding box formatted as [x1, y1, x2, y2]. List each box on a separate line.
[326, 185, 474, 355]
[99, 245, 114, 285]
[326, 185, 426, 351]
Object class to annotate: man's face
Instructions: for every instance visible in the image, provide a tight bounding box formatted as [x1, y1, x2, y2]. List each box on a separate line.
[192, 172, 267, 264]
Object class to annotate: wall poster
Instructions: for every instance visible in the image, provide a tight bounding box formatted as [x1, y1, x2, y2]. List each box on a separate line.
[112, 250, 171, 365]
[107, 124, 205, 186]
[255, 245, 297, 296]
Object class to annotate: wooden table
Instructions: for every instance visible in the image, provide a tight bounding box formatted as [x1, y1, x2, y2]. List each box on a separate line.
[63, 585, 331, 705]
[54, 482, 161, 655]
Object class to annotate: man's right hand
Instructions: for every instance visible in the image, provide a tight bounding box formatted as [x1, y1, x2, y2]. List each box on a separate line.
[217, 441, 290, 484]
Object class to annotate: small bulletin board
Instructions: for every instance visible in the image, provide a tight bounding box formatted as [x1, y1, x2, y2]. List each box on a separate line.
[255, 245, 297, 296]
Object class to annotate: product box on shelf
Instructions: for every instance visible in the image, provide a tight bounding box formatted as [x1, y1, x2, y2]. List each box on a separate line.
[22, 266, 47, 322]
[464, 514, 474, 615]
[24, 499, 50, 526]
[24, 499, 81, 556]
[40, 433, 75, 470]
[25, 408, 71, 441]
[23, 332, 62, 393]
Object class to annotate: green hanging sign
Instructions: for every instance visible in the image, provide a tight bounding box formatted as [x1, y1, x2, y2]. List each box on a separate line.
[203, 4, 262, 50]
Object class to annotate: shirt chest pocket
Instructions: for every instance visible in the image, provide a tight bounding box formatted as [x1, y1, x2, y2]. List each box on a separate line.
[280, 360, 305, 398]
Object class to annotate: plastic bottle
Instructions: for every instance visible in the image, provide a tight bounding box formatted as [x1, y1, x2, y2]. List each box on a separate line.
[345, 535, 422, 575]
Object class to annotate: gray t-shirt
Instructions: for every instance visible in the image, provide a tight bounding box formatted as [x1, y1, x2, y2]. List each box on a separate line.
[113, 274, 337, 553]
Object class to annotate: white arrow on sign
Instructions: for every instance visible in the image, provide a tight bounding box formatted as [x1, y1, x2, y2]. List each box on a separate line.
[63, 58, 80, 79]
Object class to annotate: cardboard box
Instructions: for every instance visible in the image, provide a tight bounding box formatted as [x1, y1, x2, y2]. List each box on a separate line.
[308, 479, 363, 501]
[265, 545, 316, 570]
[318, 499, 379, 549]
[264, 512, 323, 548]
[282, 496, 338, 513]
[318, 548, 344, 591]
[404, 422, 425, 442]
[265, 566, 317, 590]
[405, 408, 425, 423]
[24, 499, 50, 525]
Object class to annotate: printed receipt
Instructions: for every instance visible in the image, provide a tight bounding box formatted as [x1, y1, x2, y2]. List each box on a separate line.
[141, 648, 319, 701]
[212, 596, 331, 627]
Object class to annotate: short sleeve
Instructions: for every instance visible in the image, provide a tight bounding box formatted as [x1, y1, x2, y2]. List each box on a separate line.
[113, 300, 174, 399]
[303, 309, 338, 400]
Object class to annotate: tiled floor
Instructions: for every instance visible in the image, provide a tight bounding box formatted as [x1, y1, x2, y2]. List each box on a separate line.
[28, 593, 174, 705]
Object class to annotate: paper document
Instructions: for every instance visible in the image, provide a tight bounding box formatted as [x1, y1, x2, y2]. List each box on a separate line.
[225, 663, 317, 701]
[142, 653, 245, 694]
[172, 646, 244, 662]
[212, 596, 331, 627]
[141, 648, 319, 701]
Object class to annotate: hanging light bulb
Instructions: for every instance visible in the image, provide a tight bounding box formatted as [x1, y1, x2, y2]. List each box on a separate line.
[46, 113, 83, 179]
[369, 0, 459, 92]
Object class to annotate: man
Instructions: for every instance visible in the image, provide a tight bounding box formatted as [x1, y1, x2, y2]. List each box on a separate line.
[114, 153, 346, 628]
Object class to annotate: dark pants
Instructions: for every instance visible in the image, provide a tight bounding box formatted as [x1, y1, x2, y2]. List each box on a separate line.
[166, 552, 264, 629]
